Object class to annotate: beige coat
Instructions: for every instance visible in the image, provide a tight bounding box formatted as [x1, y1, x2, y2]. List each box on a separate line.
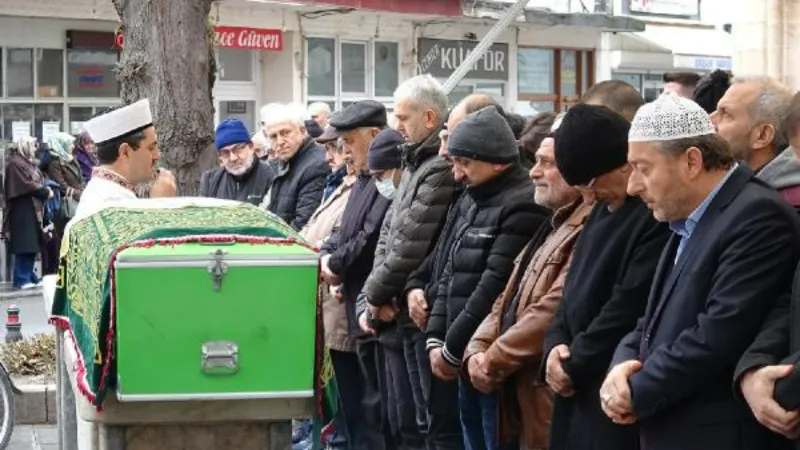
[300, 173, 356, 352]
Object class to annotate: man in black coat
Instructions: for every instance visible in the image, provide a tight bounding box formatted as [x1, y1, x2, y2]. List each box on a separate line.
[320, 101, 401, 450]
[542, 103, 670, 450]
[602, 92, 800, 450]
[421, 106, 547, 450]
[262, 103, 330, 230]
[198, 118, 274, 205]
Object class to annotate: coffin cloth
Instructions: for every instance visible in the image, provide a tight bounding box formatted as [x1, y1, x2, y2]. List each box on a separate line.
[49, 199, 339, 434]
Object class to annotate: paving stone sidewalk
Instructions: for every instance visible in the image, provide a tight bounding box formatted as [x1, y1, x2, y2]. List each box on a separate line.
[7, 424, 57, 450]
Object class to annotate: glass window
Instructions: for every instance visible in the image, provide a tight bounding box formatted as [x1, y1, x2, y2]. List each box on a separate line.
[0, 48, 4, 98]
[7, 48, 34, 98]
[612, 73, 642, 92]
[448, 84, 475, 107]
[218, 101, 256, 132]
[560, 50, 577, 97]
[516, 101, 555, 117]
[518, 48, 554, 95]
[476, 83, 505, 103]
[37, 49, 64, 98]
[69, 106, 94, 134]
[582, 51, 592, 93]
[341, 42, 366, 94]
[67, 50, 120, 98]
[217, 48, 253, 82]
[374, 42, 399, 97]
[2, 104, 34, 142]
[308, 38, 336, 97]
[35, 104, 63, 143]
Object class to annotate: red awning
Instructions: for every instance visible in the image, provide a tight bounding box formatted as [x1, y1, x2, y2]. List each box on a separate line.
[290, 0, 462, 16]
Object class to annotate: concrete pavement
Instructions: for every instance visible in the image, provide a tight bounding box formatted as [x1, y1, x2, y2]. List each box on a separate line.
[7, 424, 57, 450]
[0, 283, 52, 341]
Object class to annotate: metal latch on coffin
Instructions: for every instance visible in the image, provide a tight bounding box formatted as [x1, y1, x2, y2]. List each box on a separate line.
[201, 341, 239, 375]
[207, 249, 228, 291]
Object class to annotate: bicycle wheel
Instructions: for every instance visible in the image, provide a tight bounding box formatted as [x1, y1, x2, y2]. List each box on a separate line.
[0, 369, 15, 449]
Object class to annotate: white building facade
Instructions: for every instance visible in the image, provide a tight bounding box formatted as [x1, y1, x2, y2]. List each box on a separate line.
[0, 0, 645, 142]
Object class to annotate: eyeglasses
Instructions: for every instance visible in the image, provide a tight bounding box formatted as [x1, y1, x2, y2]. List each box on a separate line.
[219, 144, 249, 160]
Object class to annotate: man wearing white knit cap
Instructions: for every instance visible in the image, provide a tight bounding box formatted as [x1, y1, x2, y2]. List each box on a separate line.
[76, 99, 176, 218]
[602, 92, 800, 450]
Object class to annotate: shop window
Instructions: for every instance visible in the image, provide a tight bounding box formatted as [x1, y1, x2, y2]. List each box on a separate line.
[341, 42, 366, 94]
[37, 49, 64, 98]
[307, 38, 400, 111]
[374, 42, 399, 97]
[67, 50, 120, 98]
[217, 48, 253, 82]
[2, 104, 34, 142]
[517, 47, 595, 116]
[35, 104, 63, 143]
[308, 38, 336, 97]
[7, 48, 34, 98]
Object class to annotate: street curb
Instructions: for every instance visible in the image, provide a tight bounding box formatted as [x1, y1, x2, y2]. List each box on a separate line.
[0, 288, 43, 301]
[15, 384, 56, 424]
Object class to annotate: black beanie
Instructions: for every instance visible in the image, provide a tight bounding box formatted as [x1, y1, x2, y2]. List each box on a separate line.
[448, 106, 519, 164]
[368, 129, 404, 171]
[554, 103, 630, 186]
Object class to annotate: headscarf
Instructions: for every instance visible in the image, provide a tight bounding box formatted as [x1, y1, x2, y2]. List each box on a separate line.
[47, 132, 76, 162]
[73, 132, 97, 182]
[13, 137, 38, 160]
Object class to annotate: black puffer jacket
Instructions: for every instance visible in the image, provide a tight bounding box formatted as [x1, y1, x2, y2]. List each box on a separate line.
[426, 165, 548, 366]
[266, 137, 330, 230]
[198, 155, 274, 205]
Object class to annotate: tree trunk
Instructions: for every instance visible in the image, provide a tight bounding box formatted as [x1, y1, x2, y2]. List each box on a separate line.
[112, 0, 218, 196]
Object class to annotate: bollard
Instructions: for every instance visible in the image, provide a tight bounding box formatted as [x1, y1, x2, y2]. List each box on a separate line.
[5, 305, 21, 343]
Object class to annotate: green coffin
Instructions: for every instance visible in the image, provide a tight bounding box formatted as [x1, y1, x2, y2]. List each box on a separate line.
[113, 241, 319, 401]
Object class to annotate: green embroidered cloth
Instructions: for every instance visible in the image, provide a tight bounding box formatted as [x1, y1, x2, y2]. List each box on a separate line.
[50, 203, 337, 428]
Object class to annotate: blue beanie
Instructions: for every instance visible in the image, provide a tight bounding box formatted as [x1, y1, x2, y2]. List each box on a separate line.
[215, 118, 251, 151]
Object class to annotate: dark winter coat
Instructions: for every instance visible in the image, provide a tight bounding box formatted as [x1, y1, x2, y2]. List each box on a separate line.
[3, 153, 49, 255]
[47, 157, 83, 201]
[198, 155, 275, 206]
[542, 196, 670, 450]
[424, 166, 548, 366]
[321, 173, 393, 338]
[266, 137, 330, 231]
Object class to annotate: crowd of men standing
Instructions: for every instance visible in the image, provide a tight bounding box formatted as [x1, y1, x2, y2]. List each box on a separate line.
[200, 72, 800, 450]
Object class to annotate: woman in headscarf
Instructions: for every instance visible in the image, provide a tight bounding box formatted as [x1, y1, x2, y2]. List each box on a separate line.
[44, 132, 84, 274]
[3, 137, 52, 289]
[73, 132, 97, 182]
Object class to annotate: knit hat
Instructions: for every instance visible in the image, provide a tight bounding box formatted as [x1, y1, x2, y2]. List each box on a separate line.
[215, 118, 251, 151]
[368, 129, 404, 171]
[554, 104, 630, 186]
[629, 91, 715, 143]
[448, 106, 519, 164]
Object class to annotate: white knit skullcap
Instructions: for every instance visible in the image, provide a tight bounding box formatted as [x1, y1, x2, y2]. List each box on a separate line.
[629, 92, 715, 143]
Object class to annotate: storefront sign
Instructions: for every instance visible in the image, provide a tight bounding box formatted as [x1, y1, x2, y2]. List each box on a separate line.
[418, 38, 508, 81]
[629, 0, 699, 17]
[115, 27, 283, 52]
[11, 122, 31, 141]
[291, 0, 461, 16]
[42, 122, 61, 143]
[213, 27, 282, 51]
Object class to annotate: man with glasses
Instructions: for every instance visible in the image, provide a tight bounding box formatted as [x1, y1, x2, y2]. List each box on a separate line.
[198, 118, 274, 205]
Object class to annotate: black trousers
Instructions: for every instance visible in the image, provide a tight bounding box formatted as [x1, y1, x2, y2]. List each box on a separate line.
[384, 336, 426, 450]
[356, 338, 397, 450]
[402, 327, 464, 450]
[330, 349, 366, 450]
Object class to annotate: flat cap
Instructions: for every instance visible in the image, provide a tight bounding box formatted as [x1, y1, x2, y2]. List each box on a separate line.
[330, 100, 387, 131]
[316, 126, 340, 144]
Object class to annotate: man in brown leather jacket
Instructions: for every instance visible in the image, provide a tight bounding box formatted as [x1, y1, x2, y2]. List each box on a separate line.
[463, 113, 593, 449]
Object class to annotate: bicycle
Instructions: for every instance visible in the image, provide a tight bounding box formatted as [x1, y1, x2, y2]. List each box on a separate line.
[0, 360, 20, 449]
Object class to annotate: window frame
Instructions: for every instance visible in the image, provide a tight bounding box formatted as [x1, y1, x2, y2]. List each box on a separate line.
[517, 46, 596, 113]
[305, 36, 401, 111]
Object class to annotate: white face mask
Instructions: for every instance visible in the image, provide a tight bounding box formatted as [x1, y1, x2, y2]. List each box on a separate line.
[375, 177, 396, 199]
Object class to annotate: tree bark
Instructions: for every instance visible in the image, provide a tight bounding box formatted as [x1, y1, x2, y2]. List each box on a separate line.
[112, 0, 218, 196]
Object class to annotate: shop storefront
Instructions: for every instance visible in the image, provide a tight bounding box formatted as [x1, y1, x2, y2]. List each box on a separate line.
[517, 47, 595, 115]
[417, 38, 510, 108]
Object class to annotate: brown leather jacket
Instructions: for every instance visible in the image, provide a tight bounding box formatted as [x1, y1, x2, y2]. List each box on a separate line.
[465, 199, 593, 449]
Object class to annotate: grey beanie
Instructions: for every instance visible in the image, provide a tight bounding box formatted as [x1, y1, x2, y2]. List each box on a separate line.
[448, 106, 519, 164]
